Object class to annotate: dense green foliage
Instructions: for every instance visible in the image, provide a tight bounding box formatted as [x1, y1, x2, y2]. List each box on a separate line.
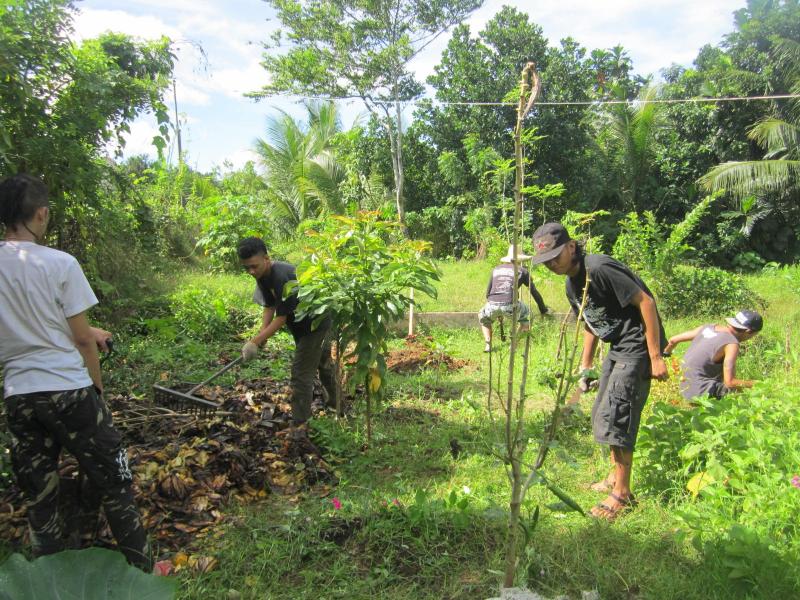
[638, 386, 800, 592]
[332, 0, 800, 263]
[612, 194, 761, 317]
[0, 1, 175, 284]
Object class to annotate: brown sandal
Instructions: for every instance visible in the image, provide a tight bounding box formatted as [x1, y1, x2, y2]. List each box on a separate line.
[590, 493, 637, 522]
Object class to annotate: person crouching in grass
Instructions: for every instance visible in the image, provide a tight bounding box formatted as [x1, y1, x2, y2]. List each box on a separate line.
[531, 223, 668, 522]
[664, 310, 763, 401]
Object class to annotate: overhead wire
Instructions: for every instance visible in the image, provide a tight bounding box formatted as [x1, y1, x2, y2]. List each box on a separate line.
[280, 92, 800, 107]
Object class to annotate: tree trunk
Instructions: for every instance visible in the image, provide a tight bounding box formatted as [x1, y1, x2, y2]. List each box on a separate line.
[365, 373, 372, 447]
[503, 457, 523, 587]
[394, 97, 405, 224]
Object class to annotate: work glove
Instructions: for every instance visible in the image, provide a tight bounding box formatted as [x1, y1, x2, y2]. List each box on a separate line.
[578, 368, 599, 393]
[241, 341, 259, 363]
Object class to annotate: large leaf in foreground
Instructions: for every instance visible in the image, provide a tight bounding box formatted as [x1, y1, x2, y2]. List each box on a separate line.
[0, 548, 176, 600]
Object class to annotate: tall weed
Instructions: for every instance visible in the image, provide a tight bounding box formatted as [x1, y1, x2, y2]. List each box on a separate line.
[169, 285, 253, 341]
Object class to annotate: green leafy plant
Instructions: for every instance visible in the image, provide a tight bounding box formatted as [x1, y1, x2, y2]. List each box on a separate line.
[292, 211, 439, 443]
[612, 193, 761, 317]
[490, 65, 585, 591]
[169, 286, 252, 341]
[0, 547, 176, 600]
[638, 385, 800, 590]
[195, 194, 272, 270]
[657, 265, 762, 318]
[400, 487, 472, 532]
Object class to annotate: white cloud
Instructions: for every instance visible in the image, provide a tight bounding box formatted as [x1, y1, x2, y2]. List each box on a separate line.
[218, 148, 261, 171]
[173, 80, 211, 106]
[207, 62, 270, 99]
[112, 119, 162, 158]
[73, 9, 181, 42]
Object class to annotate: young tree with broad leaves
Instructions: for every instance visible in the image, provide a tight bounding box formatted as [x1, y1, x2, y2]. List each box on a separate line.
[250, 0, 483, 225]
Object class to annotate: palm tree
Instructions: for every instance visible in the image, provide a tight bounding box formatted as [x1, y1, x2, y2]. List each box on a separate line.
[699, 115, 800, 196]
[605, 85, 666, 213]
[699, 37, 800, 217]
[254, 101, 347, 236]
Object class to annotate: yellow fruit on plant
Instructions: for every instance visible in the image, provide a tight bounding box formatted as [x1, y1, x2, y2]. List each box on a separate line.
[368, 368, 381, 393]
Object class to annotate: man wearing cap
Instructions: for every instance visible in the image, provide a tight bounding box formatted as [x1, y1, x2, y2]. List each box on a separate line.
[531, 223, 667, 521]
[479, 244, 549, 353]
[664, 310, 763, 400]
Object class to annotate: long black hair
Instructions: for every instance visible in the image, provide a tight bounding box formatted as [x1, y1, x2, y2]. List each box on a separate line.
[0, 174, 49, 229]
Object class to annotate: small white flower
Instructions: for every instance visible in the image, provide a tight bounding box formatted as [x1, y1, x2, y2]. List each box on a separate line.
[462, 486, 471, 495]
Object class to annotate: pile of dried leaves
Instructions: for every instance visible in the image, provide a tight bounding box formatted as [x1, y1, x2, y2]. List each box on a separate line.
[0, 377, 337, 568]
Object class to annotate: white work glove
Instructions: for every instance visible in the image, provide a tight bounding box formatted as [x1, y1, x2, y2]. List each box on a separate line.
[241, 341, 259, 363]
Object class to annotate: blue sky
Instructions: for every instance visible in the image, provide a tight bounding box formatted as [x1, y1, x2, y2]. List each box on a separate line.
[75, 0, 747, 173]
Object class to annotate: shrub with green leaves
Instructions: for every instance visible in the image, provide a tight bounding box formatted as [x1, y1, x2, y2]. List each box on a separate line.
[169, 285, 252, 341]
[638, 384, 800, 590]
[293, 211, 440, 441]
[195, 194, 272, 270]
[657, 264, 762, 318]
[612, 193, 761, 317]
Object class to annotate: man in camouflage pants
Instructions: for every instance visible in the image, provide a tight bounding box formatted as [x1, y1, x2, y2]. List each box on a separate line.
[0, 174, 150, 570]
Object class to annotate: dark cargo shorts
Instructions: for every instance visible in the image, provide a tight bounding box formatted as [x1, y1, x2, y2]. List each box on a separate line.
[591, 355, 652, 449]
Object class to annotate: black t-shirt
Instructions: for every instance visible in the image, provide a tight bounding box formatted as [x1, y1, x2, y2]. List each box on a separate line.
[253, 261, 329, 340]
[566, 254, 665, 359]
[486, 264, 530, 303]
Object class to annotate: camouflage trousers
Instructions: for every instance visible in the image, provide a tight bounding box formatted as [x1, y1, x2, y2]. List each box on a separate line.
[4, 386, 151, 571]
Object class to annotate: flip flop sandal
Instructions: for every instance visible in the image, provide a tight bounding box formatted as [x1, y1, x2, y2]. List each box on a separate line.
[590, 492, 637, 522]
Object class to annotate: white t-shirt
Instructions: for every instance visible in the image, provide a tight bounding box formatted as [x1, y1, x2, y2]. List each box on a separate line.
[0, 241, 98, 396]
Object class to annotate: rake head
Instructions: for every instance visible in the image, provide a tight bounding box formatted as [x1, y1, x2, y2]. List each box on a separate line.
[153, 384, 222, 417]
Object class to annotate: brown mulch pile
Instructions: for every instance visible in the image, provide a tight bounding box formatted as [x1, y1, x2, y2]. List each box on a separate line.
[0, 378, 337, 563]
[385, 336, 469, 374]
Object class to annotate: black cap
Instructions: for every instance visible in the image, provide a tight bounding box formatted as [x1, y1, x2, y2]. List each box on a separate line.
[726, 310, 764, 332]
[531, 222, 571, 265]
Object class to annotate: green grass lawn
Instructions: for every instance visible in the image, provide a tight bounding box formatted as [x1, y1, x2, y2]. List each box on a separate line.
[175, 314, 800, 599]
[2, 261, 798, 599]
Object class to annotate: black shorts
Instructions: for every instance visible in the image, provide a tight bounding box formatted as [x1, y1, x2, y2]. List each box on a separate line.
[591, 355, 652, 450]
